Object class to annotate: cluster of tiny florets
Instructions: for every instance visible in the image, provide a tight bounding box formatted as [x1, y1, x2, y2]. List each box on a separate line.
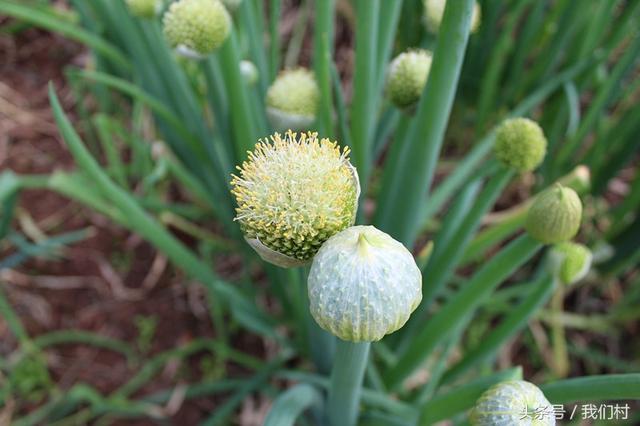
[126, 0, 161, 18]
[163, 0, 231, 57]
[231, 131, 358, 263]
[494, 117, 547, 172]
[387, 50, 433, 109]
[266, 68, 319, 117]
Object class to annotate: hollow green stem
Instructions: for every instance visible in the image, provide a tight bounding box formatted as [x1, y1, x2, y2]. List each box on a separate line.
[350, 0, 380, 188]
[217, 32, 259, 158]
[328, 340, 371, 426]
[374, 0, 474, 245]
[313, 0, 335, 137]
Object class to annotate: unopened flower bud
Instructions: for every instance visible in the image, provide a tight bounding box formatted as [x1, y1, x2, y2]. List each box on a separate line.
[308, 225, 422, 342]
[549, 242, 592, 285]
[424, 0, 481, 34]
[526, 185, 582, 244]
[386, 49, 433, 110]
[494, 118, 547, 172]
[163, 0, 231, 59]
[231, 131, 360, 268]
[240, 60, 259, 86]
[266, 68, 319, 132]
[126, 0, 162, 18]
[470, 380, 555, 426]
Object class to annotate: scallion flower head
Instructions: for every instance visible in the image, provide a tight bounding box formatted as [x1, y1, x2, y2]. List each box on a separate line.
[526, 184, 582, 244]
[424, 0, 481, 34]
[308, 225, 422, 342]
[549, 242, 592, 285]
[386, 49, 433, 110]
[266, 68, 319, 132]
[231, 131, 360, 268]
[163, 0, 231, 59]
[494, 118, 547, 172]
[470, 380, 555, 425]
[126, 0, 162, 18]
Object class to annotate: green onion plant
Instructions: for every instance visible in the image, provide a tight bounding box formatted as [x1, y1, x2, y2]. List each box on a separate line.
[1, 0, 639, 424]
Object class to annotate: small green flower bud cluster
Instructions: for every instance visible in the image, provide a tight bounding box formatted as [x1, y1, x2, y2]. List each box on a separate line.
[494, 118, 547, 172]
[549, 242, 592, 285]
[526, 184, 582, 244]
[386, 49, 433, 110]
[266, 68, 319, 132]
[308, 226, 422, 342]
[424, 0, 481, 34]
[126, 0, 162, 18]
[470, 380, 555, 425]
[163, 0, 231, 59]
[231, 131, 360, 268]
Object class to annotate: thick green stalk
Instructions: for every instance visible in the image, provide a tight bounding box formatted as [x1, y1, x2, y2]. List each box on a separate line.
[217, 32, 259, 159]
[375, 0, 404, 93]
[328, 341, 371, 426]
[297, 268, 335, 374]
[313, 0, 336, 137]
[350, 0, 380, 187]
[475, 0, 532, 133]
[385, 234, 542, 390]
[550, 285, 569, 377]
[239, 1, 269, 96]
[269, 0, 282, 81]
[374, 0, 474, 245]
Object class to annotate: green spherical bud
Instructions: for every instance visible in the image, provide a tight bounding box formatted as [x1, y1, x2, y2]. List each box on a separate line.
[424, 0, 481, 34]
[163, 0, 231, 59]
[266, 68, 319, 132]
[549, 242, 592, 285]
[494, 118, 547, 172]
[231, 131, 360, 268]
[308, 226, 422, 342]
[126, 0, 162, 18]
[386, 49, 432, 110]
[240, 60, 259, 86]
[470, 380, 555, 426]
[526, 185, 582, 244]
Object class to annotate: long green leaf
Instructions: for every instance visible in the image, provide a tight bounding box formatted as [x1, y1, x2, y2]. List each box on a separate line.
[374, 0, 475, 245]
[264, 384, 323, 426]
[541, 374, 640, 403]
[386, 234, 541, 390]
